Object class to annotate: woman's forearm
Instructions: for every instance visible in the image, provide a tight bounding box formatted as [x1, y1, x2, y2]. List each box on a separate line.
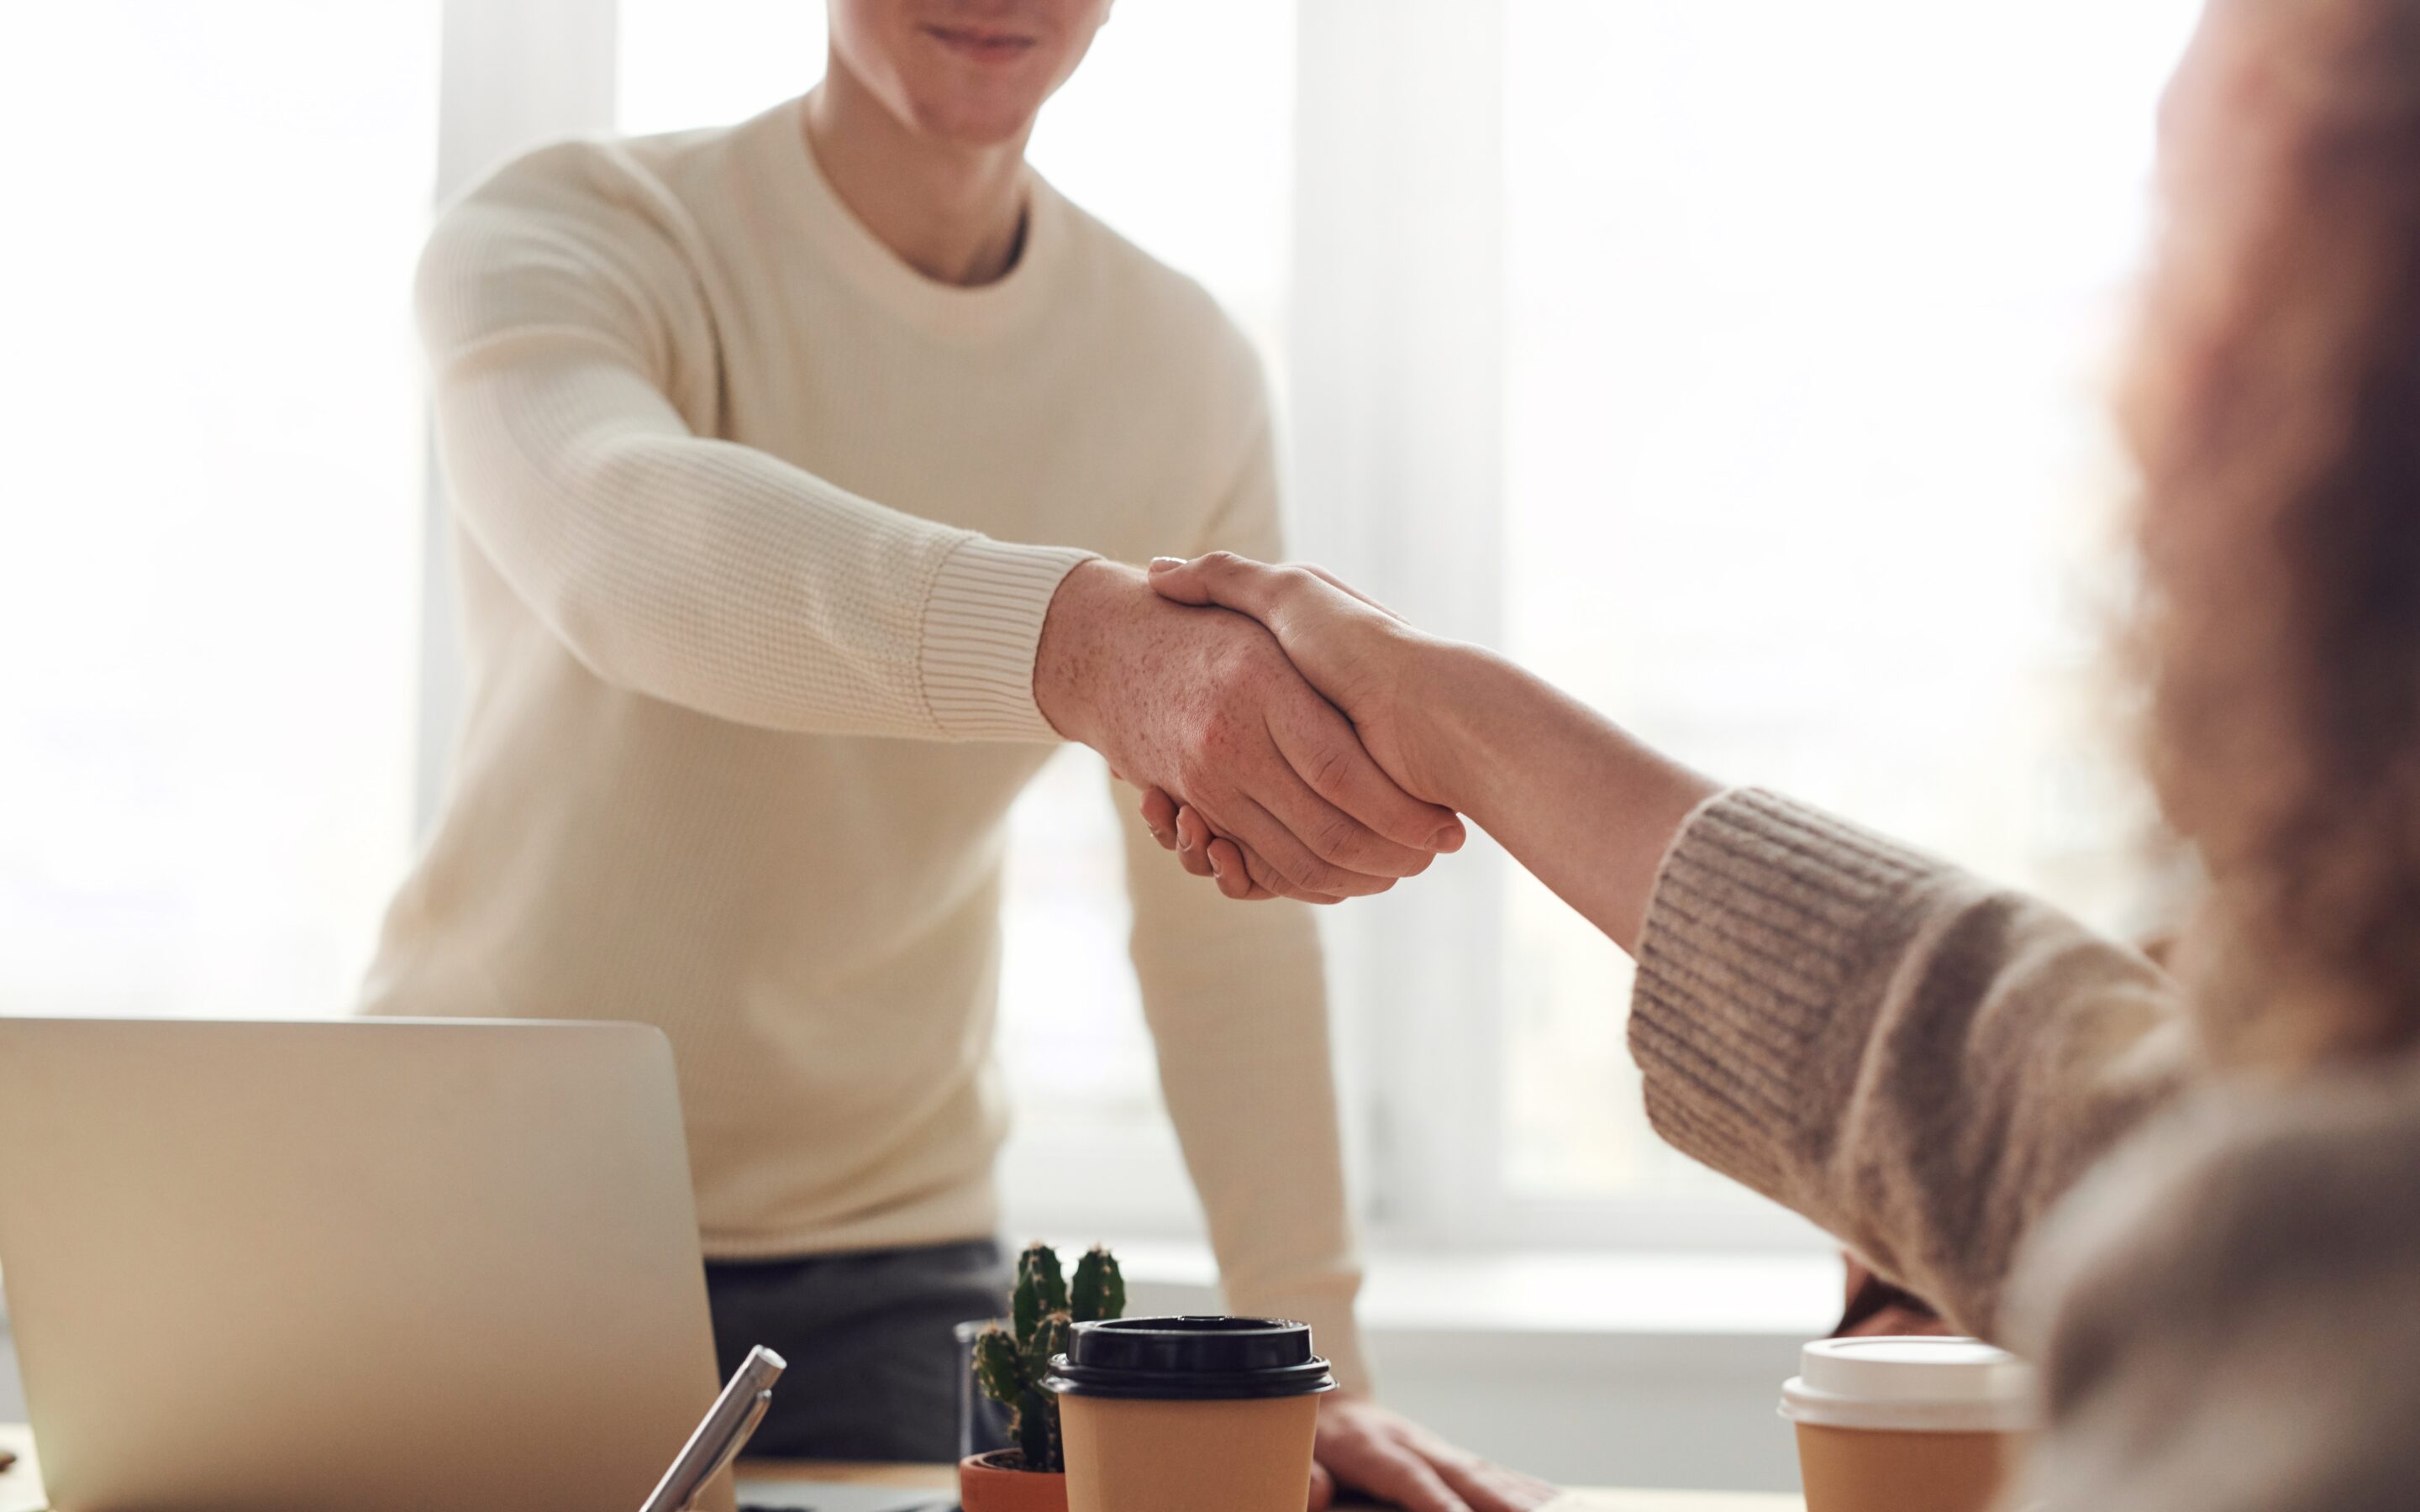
[1135, 551, 1716, 942]
[1415, 643, 1720, 953]
[1407, 643, 2195, 1337]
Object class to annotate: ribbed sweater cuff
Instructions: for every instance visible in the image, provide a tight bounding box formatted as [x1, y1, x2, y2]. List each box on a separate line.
[918, 535, 1099, 741]
[1628, 788, 1937, 1203]
[1228, 1274, 1370, 1395]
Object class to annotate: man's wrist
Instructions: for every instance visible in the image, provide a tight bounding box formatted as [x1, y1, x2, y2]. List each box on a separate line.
[1033, 558, 1142, 746]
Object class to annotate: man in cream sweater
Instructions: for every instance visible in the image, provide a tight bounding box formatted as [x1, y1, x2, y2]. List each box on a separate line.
[366, 3, 1539, 1509]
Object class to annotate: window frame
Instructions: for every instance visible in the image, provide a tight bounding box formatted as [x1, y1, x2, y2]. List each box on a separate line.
[418, 0, 623, 838]
[1289, 2, 1828, 1257]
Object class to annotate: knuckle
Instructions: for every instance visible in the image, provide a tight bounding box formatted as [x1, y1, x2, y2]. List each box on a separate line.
[1297, 859, 1353, 895]
[1206, 718, 1257, 769]
[1210, 640, 1272, 692]
[1308, 810, 1363, 864]
[1182, 709, 1239, 765]
[1298, 738, 1358, 800]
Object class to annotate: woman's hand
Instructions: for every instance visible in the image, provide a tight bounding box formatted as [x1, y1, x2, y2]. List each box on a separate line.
[1138, 554, 1467, 899]
[1138, 550, 1720, 945]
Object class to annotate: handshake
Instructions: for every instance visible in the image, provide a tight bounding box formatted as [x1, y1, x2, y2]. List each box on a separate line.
[1034, 553, 1468, 904]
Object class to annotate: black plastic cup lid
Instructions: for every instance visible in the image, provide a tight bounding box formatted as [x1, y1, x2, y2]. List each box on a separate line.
[1044, 1316, 1339, 1400]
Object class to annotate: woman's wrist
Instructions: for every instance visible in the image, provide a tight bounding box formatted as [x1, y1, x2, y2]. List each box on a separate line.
[1397, 638, 1515, 816]
[1403, 639, 1721, 946]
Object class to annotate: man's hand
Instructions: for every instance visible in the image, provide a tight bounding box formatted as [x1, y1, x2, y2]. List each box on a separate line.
[1134, 554, 1471, 899]
[1034, 559, 1465, 902]
[1150, 556, 1450, 792]
[1310, 1396, 1558, 1512]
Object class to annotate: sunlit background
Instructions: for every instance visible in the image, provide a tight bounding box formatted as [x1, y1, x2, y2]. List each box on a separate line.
[1, 0, 2207, 1488]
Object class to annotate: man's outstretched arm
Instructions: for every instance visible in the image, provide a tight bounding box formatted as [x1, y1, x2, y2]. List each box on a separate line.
[419, 145, 1459, 900]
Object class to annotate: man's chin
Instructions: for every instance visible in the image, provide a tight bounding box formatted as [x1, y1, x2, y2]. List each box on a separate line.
[904, 91, 1049, 150]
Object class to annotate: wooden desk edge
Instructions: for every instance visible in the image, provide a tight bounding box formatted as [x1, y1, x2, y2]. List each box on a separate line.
[737, 1457, 1802, 1509]
[0, 1426, 1801, 1511]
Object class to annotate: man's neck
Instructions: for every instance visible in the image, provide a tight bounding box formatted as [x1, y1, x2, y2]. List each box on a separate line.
[804, 63, 1033, 288]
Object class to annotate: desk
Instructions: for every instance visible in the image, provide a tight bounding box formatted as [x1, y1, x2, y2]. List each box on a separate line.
[0, 1425, 31, 1512]
[0, 1424, 1802, 1511]
[741, 1460, 1800, 1510]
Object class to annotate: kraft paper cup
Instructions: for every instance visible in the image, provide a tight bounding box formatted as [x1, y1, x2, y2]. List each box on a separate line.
[1781, 1336, 2037, 1512]
[1047, 1316, 1335, 1512]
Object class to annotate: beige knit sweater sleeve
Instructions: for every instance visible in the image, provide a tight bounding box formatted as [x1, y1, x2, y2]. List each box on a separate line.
[415, 144, 1096, 742]
[1628, 788, 2193, 1337]
[1632, 790, 2420, 1510]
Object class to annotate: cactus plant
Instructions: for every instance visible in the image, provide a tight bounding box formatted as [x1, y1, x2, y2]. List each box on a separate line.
[973, 1242, 1124, 1473]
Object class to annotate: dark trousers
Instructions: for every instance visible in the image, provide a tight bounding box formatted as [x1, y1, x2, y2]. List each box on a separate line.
[705, 1239, 1011, 1462]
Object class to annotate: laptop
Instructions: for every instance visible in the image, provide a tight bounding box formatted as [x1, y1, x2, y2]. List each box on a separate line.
[0, 1017, 739, 1512]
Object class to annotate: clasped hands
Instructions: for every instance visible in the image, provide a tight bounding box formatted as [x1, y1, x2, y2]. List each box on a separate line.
[1034, 554, 1461, 905]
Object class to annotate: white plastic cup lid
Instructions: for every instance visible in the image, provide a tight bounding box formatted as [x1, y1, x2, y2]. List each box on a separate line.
[1779, 1336, 2038, 1434]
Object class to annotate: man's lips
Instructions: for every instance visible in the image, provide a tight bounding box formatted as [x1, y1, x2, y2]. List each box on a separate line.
[921, 23, 1039, 64]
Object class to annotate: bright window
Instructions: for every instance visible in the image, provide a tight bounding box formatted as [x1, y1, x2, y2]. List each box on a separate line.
[0, 0, 2222, 1265]
[0, 2, 437, 1022]
[1493, 0, 2208, 1210]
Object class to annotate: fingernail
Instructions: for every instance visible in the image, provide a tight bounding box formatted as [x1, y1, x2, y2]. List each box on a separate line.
[1431, 822, 1465, 852]
[1149, 556, 1185, 574]
[1176, 827, 1192, 852]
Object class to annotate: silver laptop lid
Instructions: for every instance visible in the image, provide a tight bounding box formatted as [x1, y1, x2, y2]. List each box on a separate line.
[0, 1017, 730, 1512]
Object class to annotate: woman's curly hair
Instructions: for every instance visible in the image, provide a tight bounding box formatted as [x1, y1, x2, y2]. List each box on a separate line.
[2130, 0, 2420, 1063]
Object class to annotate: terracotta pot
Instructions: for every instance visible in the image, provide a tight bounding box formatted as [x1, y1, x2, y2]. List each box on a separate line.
[959, 1450, 1069, 1512]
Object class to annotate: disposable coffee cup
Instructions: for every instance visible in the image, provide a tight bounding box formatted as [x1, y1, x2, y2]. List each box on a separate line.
[1781, 1336, 2037, 1512]
[1047, 1316, 1337, 1512]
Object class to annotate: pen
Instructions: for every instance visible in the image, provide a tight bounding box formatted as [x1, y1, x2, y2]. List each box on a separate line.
[639, 1345, 787, 1512]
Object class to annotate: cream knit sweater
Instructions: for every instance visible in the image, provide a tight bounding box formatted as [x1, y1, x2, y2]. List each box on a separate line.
[362, 97, 1366, 1384]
